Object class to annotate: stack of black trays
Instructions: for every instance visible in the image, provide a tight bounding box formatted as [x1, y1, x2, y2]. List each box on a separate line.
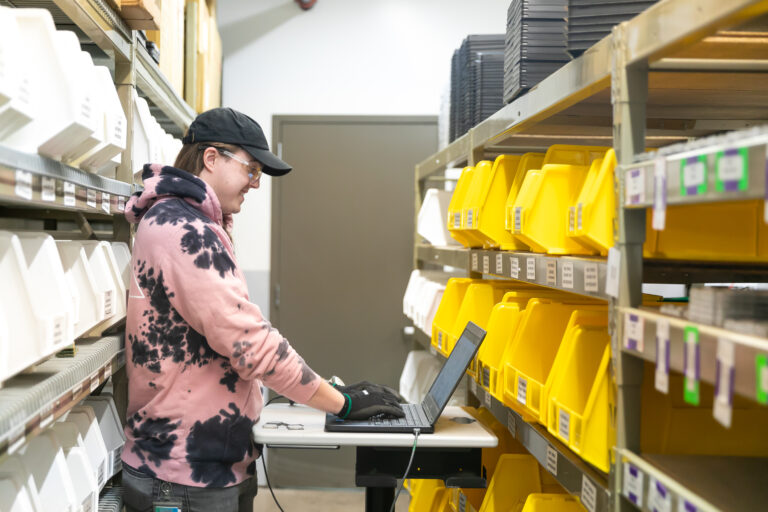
[568, 0, 658, 55]
[504, 0, 571, 104]
[449, 34, 505, 142]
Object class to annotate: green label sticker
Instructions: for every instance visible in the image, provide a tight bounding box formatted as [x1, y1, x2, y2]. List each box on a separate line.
[715, 147, 749, 192]
[680, 156, 708, 196]
[757, 354, 768, 405]
[683, 326, 700, 405]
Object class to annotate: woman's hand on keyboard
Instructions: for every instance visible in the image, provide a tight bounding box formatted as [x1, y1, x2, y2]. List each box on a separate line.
[337, 389, 405, 420]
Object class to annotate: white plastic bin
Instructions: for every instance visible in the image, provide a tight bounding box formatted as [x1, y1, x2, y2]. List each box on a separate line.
[76, 66, 127, 173]
[109, 241, 131, 289]
[67, 406, 109, 491]
[16, 232, 75, 354]
[0, 231, 45, 381]
[0, 455, 43, 512]
[60, 48, 103, 164]
[20, 431, 78, 512]
[416, 281, 446, 333]
[52, 421, 98, 512]
[56, 241, 106, 337]
[73, 241, 119, 334]
[2, 10, 94, 160]
[0, 7, 33, 140]
[80, 241, 126, 325]
[0, 475, 35, 512]
[418, 189, 459, 246]
[84, 396, 126, 479]
[131, 90, 151, 174]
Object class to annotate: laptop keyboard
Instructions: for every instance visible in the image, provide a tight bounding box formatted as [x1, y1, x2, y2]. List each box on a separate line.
[368, 403, 429, 427]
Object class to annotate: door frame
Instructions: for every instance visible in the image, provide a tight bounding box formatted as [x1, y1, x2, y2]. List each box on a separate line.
[269, 115, 437, 328]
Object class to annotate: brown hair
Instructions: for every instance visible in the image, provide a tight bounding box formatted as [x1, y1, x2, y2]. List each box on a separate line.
[173, 141, 242, 176]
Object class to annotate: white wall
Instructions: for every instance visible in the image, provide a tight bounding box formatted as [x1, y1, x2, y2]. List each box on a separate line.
[218, 0, 508, 283]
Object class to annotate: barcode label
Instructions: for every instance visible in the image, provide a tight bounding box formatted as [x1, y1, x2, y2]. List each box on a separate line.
[511, 257, 520, 279]
[496, 253, 503, 274]
[649, 476, 671, 512]
[546, 445, 557, 475]
[454, 212, 461, 228]
[526, 258, 536, 280]
[584, 263, 599, 292]
[15, 170, 32, 200]
[118, 196, 126, 212]
[581, 475, 597, 512]
[624, 312, 644, 352]
[577, 203, 584, 230]
[561, 262, 574, 289]
[472, 253, 478, 271]
[623, 463, 644, 507]
[626, 168, 646, 204]
[558, 409, 570, 441]
[467, 209, 473, 228]
[546, 259, 556, 286]
[90, 374, 100, 392]
[459, 493, 466, 512]
[507, 410, 516, 436]
[64, 182, 76, 207]
[101, 192, 111, 213]
[483, 255, 489, 274]
[484, 389, 491, 407]
[52, 315, 65, 345]
[514, 207, 522, 232]
[42, 176, 56, 202]
[104, 289, 114, 316]
[517, 376, 527, 405]
[87, 189, 97, 208]
[568, 206, 575, 232]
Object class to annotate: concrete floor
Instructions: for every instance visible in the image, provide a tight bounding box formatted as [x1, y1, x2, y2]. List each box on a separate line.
[252, 487, 410, 511]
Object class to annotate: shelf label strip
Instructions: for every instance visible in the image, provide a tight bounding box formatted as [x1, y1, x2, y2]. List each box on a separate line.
[510, 256, 520, 279]
[713, 338, 735, 428]
[653, 157, 667, 231]
[655, 319, 670, 394]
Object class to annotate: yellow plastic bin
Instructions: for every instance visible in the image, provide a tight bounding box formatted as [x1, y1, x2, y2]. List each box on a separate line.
[513, 163, 594, 255]
[447, 167, 481, 248]
[409, 480, 445, 512]
[466, 407, 527, 482]
[502, 153, 546, 251]
[448, 488, 485, 512]
[461, 160, 496, 248]
[640, 362, 768, 456]
[478, 454, 545, 512]
[568, 149, 617, 256]
[646, 200, 768, 262]
[545, 311, 613, 472]
[477, 290, 564, 401]
[440, 281, 515, 359]
[460, 155, 524, 249]
[431, 278, 479, 354]
[502, 300, 607, 423]
[520, 494, 587, 512]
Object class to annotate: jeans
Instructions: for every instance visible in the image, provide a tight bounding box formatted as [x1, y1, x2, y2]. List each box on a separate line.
[123, 463, 258, 512]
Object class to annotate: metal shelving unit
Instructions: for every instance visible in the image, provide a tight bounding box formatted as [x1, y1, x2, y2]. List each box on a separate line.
[0, 335, 125, 459]
[410, 1, 768, 511]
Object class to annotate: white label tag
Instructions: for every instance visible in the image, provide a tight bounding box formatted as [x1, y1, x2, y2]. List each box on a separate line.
[623, 463, 644, 507]
[470, 378, 478, 397]
[467, 209, 473, 228]
[437, 332, 442, 350]
[545, 445, 557, 475]
[14, 170, 32, 200]
[561, 261, 574, 289]
[713, 338, 735, 428]
[64, 182, 76, 207]
[569, 206, 576, 233]
[683, 160, 705, 189]
[496, 253, 503, 274]
[118, 196, 126, 212]
[653, 158, 667, 230]
[483, 255, 490, 274]
[514, 206, 522, 232]
[584, 263, 599, 293]
[454, 212, 461, 228]
[507, 410, 516, 436]
[41, 177, 56, 202]
[472, 253, 478, 271]
[626, 168, 646, 205]
[526, 257, 536, 280]
[104, 363, 112, 381]
[655, 320, 670, 394]
[101, 192, 111, 214]
[624, 312, 645, 352]
[558, 408, 570, 442]
[546, 259, 557, 286]
[90, 374, 100, 392]
[581, 475, 597, 512]
[39, 402, 54, 429]
[484, 389, 491, 407]
[104, 289, 114, 317]
[511, 257, 520, 279]
[718, 153, 744, 181]
[648, 476, 672, 512]
[87, 189, 97, 209]
[459, 492, 466, 512]
[517, 376, 527, 405]
[8, 424, 25, 455]
[577, 203, 584, 230]
[52, 315, 65, 346]
[605, 247, 621, 298]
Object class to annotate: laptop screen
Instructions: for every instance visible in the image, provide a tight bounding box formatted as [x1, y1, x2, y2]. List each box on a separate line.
[422, 322, 485, 423]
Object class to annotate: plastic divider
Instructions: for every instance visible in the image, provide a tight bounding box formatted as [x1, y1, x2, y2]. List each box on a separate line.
[419, 189, 459, 247]
[545, 310, 613, 472]
[0, 8, 34, 140]
[20, 431, 78, 512]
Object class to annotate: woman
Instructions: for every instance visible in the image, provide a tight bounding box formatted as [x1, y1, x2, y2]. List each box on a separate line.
[121, 107, 403, 512]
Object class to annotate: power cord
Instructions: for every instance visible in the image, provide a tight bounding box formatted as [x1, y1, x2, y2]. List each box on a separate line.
[261, 452, 286, 512]
[389, 428, 420, 512]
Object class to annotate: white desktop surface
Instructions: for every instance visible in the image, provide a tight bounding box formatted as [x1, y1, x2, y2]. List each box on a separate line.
[252, 404, 498, 448]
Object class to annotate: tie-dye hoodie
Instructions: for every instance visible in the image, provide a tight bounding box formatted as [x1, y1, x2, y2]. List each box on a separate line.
[121, 164, 321, 487]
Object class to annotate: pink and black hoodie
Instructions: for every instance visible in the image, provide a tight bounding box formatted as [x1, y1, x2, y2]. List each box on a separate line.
[121, 164, 321, 487]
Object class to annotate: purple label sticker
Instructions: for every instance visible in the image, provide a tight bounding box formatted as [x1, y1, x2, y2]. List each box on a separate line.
[655, 480, 667, 498]
[683, 501, 698, 512]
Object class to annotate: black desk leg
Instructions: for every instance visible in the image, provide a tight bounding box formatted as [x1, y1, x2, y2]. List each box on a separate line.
[365, 486, 394, 512]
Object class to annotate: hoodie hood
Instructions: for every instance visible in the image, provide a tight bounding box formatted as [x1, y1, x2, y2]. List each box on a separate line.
[126, 164, 233, 233]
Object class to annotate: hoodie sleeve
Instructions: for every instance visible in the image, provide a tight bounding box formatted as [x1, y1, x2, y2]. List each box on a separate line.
[145, 212, 321, 404]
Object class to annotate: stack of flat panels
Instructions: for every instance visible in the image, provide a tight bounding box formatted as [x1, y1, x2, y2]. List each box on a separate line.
[504, 0, 571, 104]
[449, 34, 505, 142]
[568, 0, 658, 54]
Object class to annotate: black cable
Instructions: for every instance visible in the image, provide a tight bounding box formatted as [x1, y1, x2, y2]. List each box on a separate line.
[389, 428, 420, 512]
[261, 452, 286, 512]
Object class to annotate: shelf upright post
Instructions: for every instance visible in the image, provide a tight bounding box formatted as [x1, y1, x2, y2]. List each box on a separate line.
[610, 23, 648, 512]
[114, 35, 137, 247]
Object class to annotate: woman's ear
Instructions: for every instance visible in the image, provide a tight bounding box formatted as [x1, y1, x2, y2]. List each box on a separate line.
[202, 147, 219, 173]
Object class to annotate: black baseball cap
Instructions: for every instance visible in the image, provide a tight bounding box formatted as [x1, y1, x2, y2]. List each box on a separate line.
[182, 107, 292, 176]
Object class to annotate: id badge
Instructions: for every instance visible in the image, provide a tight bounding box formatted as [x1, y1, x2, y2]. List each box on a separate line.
[153, 500, 183, 512]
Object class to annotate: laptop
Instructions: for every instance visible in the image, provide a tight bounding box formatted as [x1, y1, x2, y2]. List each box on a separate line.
[325, 322, 486, 434]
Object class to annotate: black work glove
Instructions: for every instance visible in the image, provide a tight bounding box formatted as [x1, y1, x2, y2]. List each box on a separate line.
[336, 389, 405, 421]
[333, 380, 406, 403]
